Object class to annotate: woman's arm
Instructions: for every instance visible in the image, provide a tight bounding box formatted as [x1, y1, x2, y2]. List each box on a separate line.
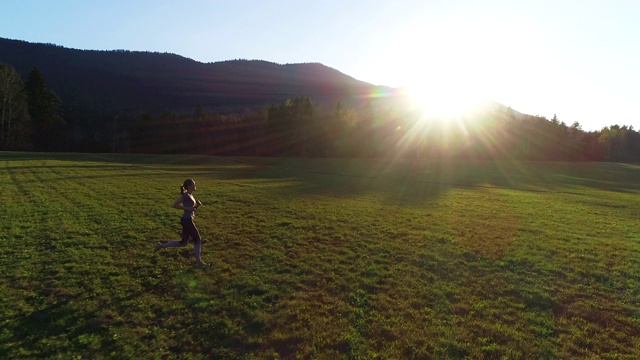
[173, 195, 194, 211]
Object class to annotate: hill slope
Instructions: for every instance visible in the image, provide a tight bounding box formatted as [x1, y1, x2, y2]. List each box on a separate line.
[0, 37, 388, 114]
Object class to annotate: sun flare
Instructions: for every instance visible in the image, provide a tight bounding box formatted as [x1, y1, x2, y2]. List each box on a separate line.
[407, 84, 487, 121]
[373, 14, 523, 123]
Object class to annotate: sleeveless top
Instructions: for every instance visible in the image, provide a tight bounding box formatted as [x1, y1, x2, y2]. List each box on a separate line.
[181, 192, 196, 219]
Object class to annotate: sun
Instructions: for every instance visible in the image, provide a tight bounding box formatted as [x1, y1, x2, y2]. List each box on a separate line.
[369, 12, 521, 122]
[406, 82, 487, 121]
[381, 29, 495, 121]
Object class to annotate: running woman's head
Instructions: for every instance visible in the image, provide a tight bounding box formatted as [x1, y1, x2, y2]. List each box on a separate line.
[181, 179, 196, 194]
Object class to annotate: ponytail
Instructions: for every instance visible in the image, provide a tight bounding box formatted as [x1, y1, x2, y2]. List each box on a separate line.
[181, 178, 195, 194]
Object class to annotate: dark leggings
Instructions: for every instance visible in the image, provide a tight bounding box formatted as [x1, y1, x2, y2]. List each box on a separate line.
[180, 217, 201, 246]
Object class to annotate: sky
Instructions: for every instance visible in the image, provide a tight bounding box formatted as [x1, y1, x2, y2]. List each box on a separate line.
[2, 0, 639, 131]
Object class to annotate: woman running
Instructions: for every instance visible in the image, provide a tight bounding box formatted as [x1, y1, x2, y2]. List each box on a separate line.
[154, 179, 206, 266]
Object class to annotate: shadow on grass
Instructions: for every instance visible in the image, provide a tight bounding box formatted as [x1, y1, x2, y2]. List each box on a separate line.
[3, 293, 84, 357]
[214, 157, 640, 205]
[4, 151, 640, 204]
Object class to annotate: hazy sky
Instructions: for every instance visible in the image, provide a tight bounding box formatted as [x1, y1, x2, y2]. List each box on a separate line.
[2, 0, 638, 131]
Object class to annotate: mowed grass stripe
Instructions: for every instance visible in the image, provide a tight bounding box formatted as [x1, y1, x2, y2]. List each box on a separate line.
[501, 189, 640, 358]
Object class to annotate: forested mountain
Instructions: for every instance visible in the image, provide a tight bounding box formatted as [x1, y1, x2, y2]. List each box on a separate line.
[0, 37, 381, 115]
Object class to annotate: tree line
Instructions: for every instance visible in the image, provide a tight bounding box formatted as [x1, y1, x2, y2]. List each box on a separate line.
[1, 63, 639, 162]
[0, 64, 64, 151]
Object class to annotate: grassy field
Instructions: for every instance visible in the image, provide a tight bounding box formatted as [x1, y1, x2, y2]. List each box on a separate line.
[1, 151, 639, 359]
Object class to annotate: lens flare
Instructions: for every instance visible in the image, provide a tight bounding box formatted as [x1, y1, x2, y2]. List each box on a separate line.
[407, 83, 487, 121]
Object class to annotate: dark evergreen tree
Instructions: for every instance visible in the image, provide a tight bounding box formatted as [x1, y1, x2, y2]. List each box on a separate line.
[25, 67, 65, 150]
[293, 97, 314, 156]
[0, 63, 31, 149]
[129, 112, 156, 153]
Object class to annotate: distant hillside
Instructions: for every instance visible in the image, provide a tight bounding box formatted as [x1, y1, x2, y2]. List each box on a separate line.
[0, 37, 389, 115]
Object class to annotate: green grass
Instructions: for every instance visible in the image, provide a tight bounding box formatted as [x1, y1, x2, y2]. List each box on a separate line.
[1, 151, 639, 359]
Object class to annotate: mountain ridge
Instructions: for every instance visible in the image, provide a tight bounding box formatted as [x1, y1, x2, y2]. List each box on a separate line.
[0, 37, 389, 115]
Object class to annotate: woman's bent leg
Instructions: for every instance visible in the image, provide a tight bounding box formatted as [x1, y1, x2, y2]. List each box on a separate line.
[160, 240, 188, 248]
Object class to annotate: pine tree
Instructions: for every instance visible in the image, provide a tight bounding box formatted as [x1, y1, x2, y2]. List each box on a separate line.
[25, 66, 65, 150]
[0, 63, 31, 150]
